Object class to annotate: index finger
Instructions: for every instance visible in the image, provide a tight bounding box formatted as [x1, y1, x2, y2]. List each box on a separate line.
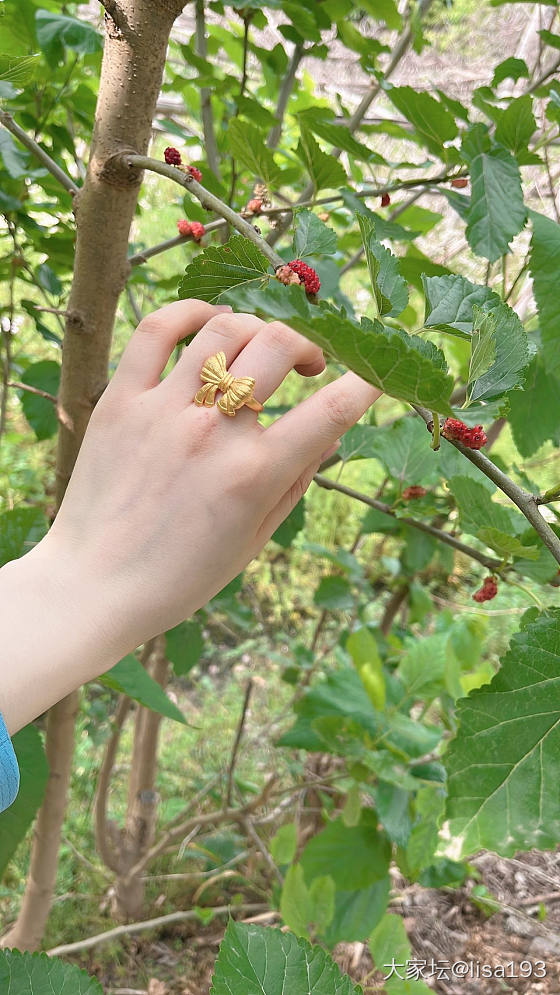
[261, 371, 382, 485]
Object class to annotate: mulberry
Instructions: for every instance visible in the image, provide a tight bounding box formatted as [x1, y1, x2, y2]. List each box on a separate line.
[189, 222, 206, 241]
[380, 192, 391, 207]
[275, 265, 302, 287]
[473, 576, 498, 603]
[402, 485, 427, 500]
[442, 418, 487, 450]
[164, 147, 182, 165]
[246, 198, 263, 215]
[177, 219, 192, 236]
[451, 177, 468, 188]
[287, 259, 320, 296]
[188, 165, 202, 182]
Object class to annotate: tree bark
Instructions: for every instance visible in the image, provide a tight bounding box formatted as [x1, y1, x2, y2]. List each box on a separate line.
[1, 0, 186, 951]
[111, 635, 169, 920]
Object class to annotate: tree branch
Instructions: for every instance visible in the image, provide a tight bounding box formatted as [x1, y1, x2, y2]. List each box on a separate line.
[536, 484, 560, 505]
[100, 0, 129, 38]
[413, 407, 560, 566]
[225, 678, 253, 808]
[122, 154, 284, 268]
[0, 112, 79, 195]
[267, 43, 305, 149]
[8, 380, 57, 404]
[195, 0, 221, 179]
[312, 473, 502, 571]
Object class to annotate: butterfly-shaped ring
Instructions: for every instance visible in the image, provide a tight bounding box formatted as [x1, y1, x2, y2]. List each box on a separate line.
[194, 351, 264, 417]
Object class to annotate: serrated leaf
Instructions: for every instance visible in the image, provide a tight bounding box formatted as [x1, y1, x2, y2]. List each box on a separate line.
[314, 575, 354, 610]
[529, 210, 560, 377]
[178, 235, 270, 303]
[280, 864, 312, 938]
[301, 815, 391, 890]
[35, 10, 102, 66]
[296, 127, 347, 192]
[369, 914, 432, 994]
[0, 950, 103, 994]
[324, 878, 390, 946]
[467, 306, 496, 402]
[0, 725, 48, 877]
[100, 655, 189, 725]
[358, 216, 408, 317]
[0, 130, 29, 178]
[476, 527, 540, 560]
[210, 920, 362, 995]
[508, 356, 560, 456]
[297, 111, 385, 163]
[491, 57, 529, 87]
[446, 609, 560, 856]
[293, 209, 337, 257]
[448, 475, 527, 537]
[467, 301, 528, 401]
[494, 94, 537, 153]
[463, 129, 527, 261]
[227, 119, 283, 189]
[165, 619, 204, 676]
[361, 418, 440, 486]
[385, 85, 458, 159]
[423, 274, 500, 336]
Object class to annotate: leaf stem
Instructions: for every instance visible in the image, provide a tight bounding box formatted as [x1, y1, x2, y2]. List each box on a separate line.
[431, 413, 440, 451]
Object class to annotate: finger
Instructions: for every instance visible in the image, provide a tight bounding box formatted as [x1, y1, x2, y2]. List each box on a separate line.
[224, 321, 326, 405]
[112, 299, 232, 392]
[164, 311, 267, 399]
[260, 371, 382, 489]
[253, 452, 328, 549]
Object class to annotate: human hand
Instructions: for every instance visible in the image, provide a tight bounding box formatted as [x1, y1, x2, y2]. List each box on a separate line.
[44, 299, 381, 655]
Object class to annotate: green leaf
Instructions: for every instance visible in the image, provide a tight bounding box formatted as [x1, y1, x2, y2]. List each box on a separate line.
[99, 655, 189, 725]
[422, 274, 500, 336]
[280, 864, 312, 938]
[295, 127, 347, 192]
[529, 210, 560, 377]
[357, 216, 408, 317]
[0, 725, 48, 878]
[0, 130, 29, 178]
[227, 119, 283, 189]
[35, 10, 102, 66]
[538, 28, 560, 50]
[323, 878, 390, 946]
[178, 234, 270, 303]
[297, 111, 385, 163]
[399, 632, 449, 699]
[369, 914, 432, 994]
[210, 920, 362, 995]
[0, 507, 47, 567]
[18, 360, 61, 440]
[270, 822, 298, 865]
[36, 262, 62, 296]
[376, 783, 412, 847]
[448, 475, 526, 537]
[0, 950, 102, 994]
[467, 301, 528, 401]
[271, 498, 305, 547]
[466, 306, 496, 402]
[463, 129, 527, 261]
[301, 815, 391, 890]
[446, 608, 560, 856]
[309, 875, 336, 933]
[385, 85, 458, 159]
[361, 418, 440, 486]
[508, 356, 560, 457]
[476, 528, 539, 560]
[491, 57, 529, 87]
[293, 209, 337, 257]
[165, 619, 204, 676]
[494, 95, 537, 153]
[314, 575, 354, 611]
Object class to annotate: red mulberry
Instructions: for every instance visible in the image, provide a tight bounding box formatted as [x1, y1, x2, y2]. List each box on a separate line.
[473, 576, 498, 603]
[287, 259, 320, 296]
[402, 485, 427, 500]
[247, 198, 263, 215]
[442, 418, 487, 450]
[177, 219, 192, 236]
[188, 165, 202, 182]
[380, 192, 391, 207]
[164, 147, 182, 165]
[189, 222, 206, 241]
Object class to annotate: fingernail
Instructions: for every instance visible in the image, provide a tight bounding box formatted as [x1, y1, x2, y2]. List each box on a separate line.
[215, 304, 233, 312]
[319, 439, 341, 463]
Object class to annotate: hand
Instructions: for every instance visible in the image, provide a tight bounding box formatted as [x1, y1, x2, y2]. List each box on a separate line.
[44, 299, 381, 653]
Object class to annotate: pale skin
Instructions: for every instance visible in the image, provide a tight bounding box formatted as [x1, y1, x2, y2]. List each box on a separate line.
[0, 299, 381, 735]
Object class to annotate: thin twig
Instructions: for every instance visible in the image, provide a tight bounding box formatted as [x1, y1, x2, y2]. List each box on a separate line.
[195, 0, 221, 179]
[8, 380, 57, 404]
[267, 43, 305, 149]
[46, 903, 267, 957]
[226, 679, 253, 807]
[313, 473, 502, 571]
[0, 111, 79, 195]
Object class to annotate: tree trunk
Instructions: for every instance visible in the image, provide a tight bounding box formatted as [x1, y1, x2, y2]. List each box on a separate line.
[111, 635, 169, 920]
[1, 0, 186, 951]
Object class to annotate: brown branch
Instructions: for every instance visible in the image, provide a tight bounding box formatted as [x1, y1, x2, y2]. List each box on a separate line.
[225, 679, 253, 808]
[527, 53, 560, 93]
[267, 43, 305, 149]
[414, 407, 560, 566]
[380, 583, 410, 636]
[101, 0, 129, 38]
[195, 0, 221, 179]
[46, 902, 268, 957]
[8, 380, 57, 404]
[0, 111, 78, 195]
[312, 473, 502, 571]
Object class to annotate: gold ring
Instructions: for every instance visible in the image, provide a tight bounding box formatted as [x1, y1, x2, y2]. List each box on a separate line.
[194, 351, 264, 418]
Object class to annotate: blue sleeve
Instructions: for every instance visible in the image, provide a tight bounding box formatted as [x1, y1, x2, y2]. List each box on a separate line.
[0, 710, 20, 813]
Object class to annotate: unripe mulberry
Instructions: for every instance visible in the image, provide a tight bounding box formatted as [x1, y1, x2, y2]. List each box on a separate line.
[275, 264, 302, 286]
[177, 219, 192, 236]
[247, 198, 263, 215]
[188, 165, 202, 182]
[442, 418, 487, 450]
[380, 192, 391, 207]
[189, 222, 206, 241]
[164, 147, 182, 165]
[317, 211, 330, 222]
[287, 259, 320, 296]
[451, 177, 468, 188]
[473, 576, 498, 603]
[402, 485, 427, 500]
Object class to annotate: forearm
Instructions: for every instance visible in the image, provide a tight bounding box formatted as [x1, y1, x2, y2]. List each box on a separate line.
[0, 536, 132, 735]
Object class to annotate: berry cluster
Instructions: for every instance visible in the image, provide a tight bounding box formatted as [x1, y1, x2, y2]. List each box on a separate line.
[246, 198, 263, 215]
[380, 192, 391, 207]
[286, 259, 320, 295]
[176, 220, 206, 241]
[472, 576, 498, 603]
[442, 418, 487, 450]
[275, 264, 302, 287]
[163, 148, 203, 182]
[402, 485, 427, 500]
